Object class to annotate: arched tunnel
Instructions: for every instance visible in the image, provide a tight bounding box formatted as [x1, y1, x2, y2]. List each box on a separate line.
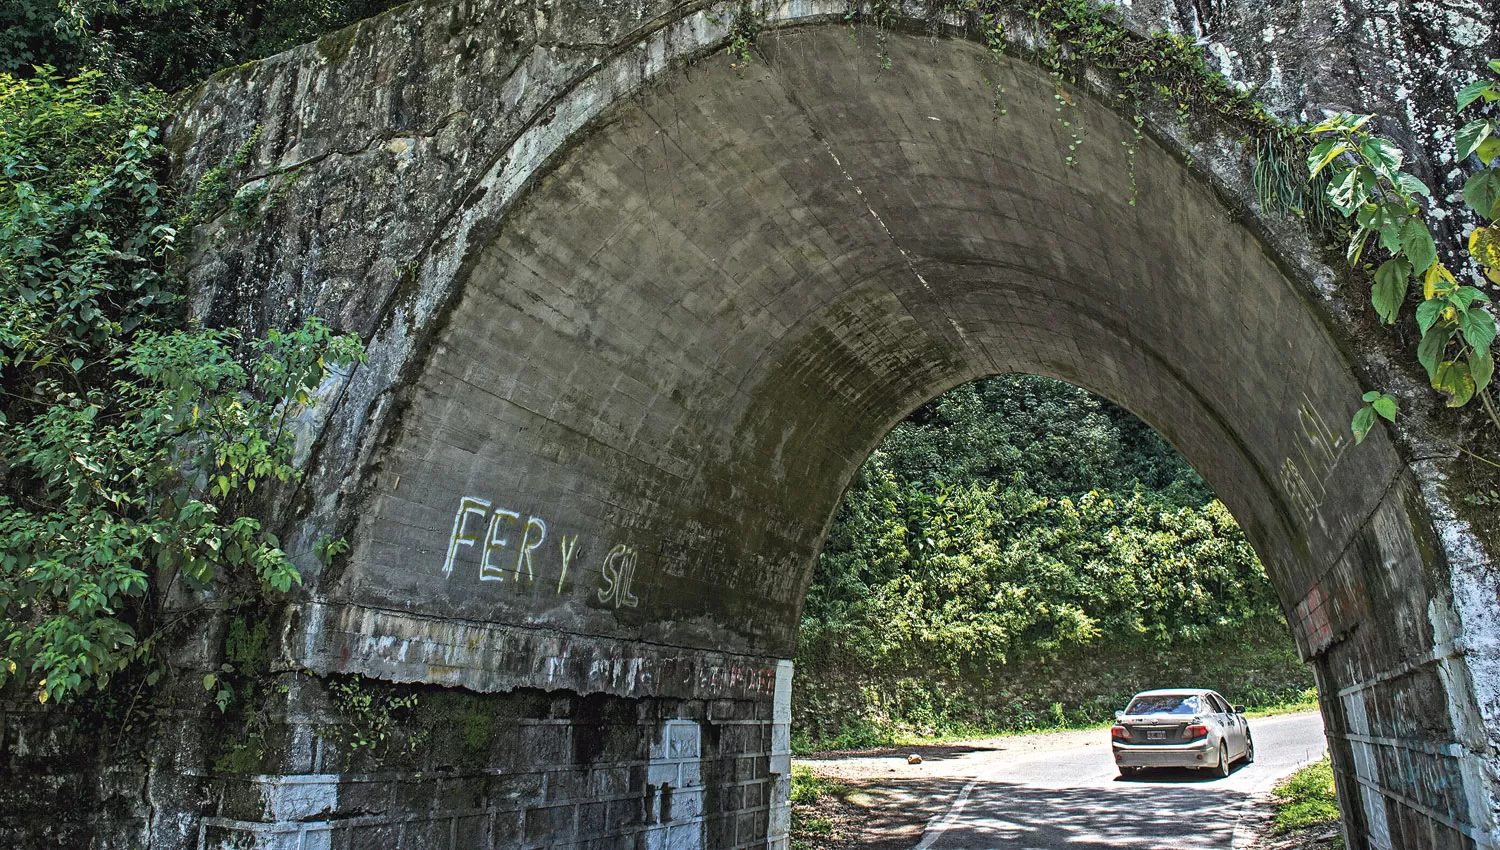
[139, 3, 1500, 848]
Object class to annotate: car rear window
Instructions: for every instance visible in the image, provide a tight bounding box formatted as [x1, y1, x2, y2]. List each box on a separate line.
[1125, 694, 1202, 715]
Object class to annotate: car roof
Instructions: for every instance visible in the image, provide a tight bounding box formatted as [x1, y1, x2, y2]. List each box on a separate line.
[1130, 688, 1215, 697]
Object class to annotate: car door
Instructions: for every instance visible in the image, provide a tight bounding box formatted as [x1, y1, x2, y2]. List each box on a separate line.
[1210, 692, 1242, 755]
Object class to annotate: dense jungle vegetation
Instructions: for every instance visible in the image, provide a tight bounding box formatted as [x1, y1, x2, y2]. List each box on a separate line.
[0, 3, 376, 705]
[794, 376, 1313, 749]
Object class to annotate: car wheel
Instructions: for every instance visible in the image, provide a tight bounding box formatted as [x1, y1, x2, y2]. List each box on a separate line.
[1215, 742, 1231, 778]
[1243, 735, 1255, 764]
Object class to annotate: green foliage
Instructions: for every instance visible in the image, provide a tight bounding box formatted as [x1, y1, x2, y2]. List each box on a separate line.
[804, 377, 1261, 673]
[0, 0, 403, 90]
[724, 1, 766, 70]
[789, 765, 844, 850]
[325, 675, 424, 764]
[796, 376, 1304, 747]
[790, 764, 839, 805]
[1307, 61, 1500, 436]
[1272, 756, 1344, 840]
[0, 68, 365, 704]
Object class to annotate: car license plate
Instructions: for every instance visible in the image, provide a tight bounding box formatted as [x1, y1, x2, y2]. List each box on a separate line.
[1147, 730, 1166, 740]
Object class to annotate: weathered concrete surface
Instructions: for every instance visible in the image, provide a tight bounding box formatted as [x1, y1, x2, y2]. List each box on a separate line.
[51, 0, 1494, 848]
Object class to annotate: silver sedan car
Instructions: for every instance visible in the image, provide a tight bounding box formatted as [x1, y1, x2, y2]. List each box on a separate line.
[1110, 688, 1254, 778]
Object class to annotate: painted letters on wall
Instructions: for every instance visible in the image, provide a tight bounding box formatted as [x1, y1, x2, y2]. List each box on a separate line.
[439, 496, 643, 609]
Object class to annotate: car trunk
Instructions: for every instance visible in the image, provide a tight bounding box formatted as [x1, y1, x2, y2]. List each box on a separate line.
[1122, 715, 1195, 744]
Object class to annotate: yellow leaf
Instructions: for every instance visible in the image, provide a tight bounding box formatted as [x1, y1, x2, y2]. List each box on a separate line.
[1424, 263, 1456, 300]
[1471, 226, 1500, 269]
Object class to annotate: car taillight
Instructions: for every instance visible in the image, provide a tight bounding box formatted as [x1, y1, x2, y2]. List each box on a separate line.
[1184, 724, 1208, 740]
[1111, 725, 1131, 741]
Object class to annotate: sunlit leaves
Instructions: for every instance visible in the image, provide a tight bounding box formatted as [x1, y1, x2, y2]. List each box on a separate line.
[1359, 137, 1402, 173]
[1308, 71, 1500, 426]
[805, 377, 1273, 684]
[1307, 139, 1348, 180]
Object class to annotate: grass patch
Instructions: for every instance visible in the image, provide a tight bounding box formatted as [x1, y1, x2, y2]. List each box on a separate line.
[1247, 688, 1320, 719]
[790, 765, 850, 849]
[1271, 756, 1343, 841]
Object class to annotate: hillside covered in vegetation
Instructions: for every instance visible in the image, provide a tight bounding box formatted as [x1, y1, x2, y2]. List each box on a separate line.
[795, 376, 1313, 749]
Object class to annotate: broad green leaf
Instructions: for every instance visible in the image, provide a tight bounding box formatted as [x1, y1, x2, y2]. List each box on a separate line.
[1471, 349, 1495, 392]
[1417, 298, 1448, 334]
[1456, 119, 1494, 162]
[1480, 136, 1500, 167]
[1399, 217, 1437, 272]
[1372, 394, 1397, 422]
[1489, 59, 1500, 75]
[1463, 170, 1500, 220]
[1394, 172, 1432, 199]
[1359, 137, 1403, 175]
[1308, 140, 1348, 179]
[1362, 390, 1381, 402]
[1458, 80, 1496, 112]
[1453, 285, 1491, 305]
[1434, 360, 1476, 407]
[1371, 257, 1411, 324]
[1418, 324, 1455, 379]
[1460, 305, 1497, 356]
[1351, 406, 1376, 444]
[1359, 202, 1405, 253]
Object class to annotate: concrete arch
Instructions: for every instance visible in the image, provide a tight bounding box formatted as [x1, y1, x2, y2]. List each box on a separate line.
[154, 4, 1499, 849]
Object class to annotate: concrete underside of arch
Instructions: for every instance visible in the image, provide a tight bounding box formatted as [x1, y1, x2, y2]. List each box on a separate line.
[20, 4, 1499, 850]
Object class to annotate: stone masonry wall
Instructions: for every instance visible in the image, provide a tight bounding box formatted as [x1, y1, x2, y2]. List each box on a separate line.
[193, 667, 792, 850]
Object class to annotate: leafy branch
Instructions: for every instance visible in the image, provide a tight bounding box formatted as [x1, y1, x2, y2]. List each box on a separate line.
[1306, 61, 1500, 439]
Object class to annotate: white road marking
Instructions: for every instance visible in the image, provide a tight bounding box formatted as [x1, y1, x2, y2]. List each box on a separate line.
[915, 779, 979, 850]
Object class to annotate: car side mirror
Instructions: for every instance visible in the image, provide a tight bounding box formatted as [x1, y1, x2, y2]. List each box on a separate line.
[1114, 710, 1124, 719]
[1233, 705, 1246, 714]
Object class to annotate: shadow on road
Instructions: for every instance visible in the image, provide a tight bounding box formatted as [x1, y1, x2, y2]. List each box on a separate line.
[1115, 761, 1251, 783]
[936, 780, 1249, 849]
[793, 776, 971, 850]
[801, 744, 1001, 763]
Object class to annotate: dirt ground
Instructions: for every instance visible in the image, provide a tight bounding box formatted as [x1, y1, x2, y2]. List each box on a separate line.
[798, 725, 1108, 780]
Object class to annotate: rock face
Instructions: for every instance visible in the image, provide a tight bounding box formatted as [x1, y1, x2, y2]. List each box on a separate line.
[13, 1, 1500, 848]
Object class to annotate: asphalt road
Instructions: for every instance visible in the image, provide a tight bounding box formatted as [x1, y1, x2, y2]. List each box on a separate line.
[913, 711, 1328, 850]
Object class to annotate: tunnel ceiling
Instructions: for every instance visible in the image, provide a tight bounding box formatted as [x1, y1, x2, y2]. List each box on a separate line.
[327, 27, 1403, 662]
